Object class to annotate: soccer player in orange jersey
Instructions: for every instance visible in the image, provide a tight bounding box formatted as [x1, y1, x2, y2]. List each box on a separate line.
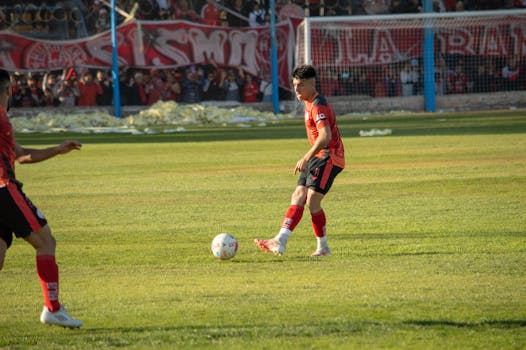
[255, 65, 345, 256]
[0, 69, 83, 328]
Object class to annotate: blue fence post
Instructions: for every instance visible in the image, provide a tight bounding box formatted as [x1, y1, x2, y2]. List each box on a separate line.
[423, 0, 436, 112]
[111, 0, 122, 118]
[269, 0, 280, 115]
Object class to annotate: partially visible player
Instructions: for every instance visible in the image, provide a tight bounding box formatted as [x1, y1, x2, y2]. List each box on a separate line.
[0, 69, 83, 328]
[254, 64, 345, 256]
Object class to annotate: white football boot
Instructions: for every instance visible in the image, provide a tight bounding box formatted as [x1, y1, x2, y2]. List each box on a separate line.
[40, 305, 83, 328]
[311, 246, 331, 257]
[254, 238, 286, 255]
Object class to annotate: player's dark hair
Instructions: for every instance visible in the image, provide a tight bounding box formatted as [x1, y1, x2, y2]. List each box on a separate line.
[0, 69, 10, 90]
[292, 65, 316, 80]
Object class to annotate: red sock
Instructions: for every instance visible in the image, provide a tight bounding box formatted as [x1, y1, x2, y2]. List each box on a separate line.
[311, 210, 326, 238]
[36, 255, 60, 312]
[281, 205, 304, 231]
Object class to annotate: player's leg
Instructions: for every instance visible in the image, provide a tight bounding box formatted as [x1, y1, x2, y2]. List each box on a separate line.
[6, 183, 60, 313]
[0, 238, 7, 271]
[306, 189, 331, 256]
[24, 224, 56, 254]
[24, 225, 83, 328]
[305, 158, 343, 256]
[24, 224, 59, 311]
[275, 185, 308, 243]
[0, 190, 15, 271]
[254, 185, 308, 255]
[3, 182, 82, 328]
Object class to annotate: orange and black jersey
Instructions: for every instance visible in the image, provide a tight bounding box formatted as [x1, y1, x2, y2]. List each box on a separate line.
[0, 106, 16, 186]
[303, 93, 345, 169]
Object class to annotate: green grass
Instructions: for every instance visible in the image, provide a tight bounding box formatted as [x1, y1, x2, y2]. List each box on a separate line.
[1, 110, 525, 349]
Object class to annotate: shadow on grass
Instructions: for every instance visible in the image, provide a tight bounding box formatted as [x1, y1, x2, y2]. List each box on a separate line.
[85, 319, 386, 337]
[83, 319, 525, 340]
[344, 231, 526, 240]
[404, 319, 526, 329]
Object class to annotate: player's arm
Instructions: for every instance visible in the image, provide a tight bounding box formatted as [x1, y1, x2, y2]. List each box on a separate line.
[295, 124, 331, 174]
[15, 140, 82, 164]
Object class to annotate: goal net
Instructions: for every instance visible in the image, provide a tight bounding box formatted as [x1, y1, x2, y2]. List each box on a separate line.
[295, 10, 526, 109]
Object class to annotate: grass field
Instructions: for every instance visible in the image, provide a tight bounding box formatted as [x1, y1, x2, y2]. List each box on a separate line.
[1, 110, 525, 349]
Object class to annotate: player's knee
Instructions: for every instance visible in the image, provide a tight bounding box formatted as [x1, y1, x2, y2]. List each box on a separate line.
[47, 235, 57, 250]
[306, 200, 320, 212]
[39, 225, 56, 246]
[43, 233, 57, 251]
[306, 193, 323, 212]
[291, 187, 307, 205]
[25, 225, 57, 254]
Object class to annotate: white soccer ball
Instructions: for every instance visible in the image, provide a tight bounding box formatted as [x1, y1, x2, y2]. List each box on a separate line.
[211, 233, 238, 260]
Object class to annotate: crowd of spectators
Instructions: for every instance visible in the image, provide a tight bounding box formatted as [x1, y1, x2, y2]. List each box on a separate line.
[8, 55, 525, 109]
[314, 56, 526, 98]
[2, 0, 525, 108]
[8, 64, 282, 108]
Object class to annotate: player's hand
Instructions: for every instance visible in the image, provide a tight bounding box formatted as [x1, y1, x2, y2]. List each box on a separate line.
[57, 140, 82, 154]
[294, 157, 308, 175]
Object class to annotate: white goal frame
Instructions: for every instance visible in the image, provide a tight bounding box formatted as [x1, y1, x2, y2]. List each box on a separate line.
[298, 9, 526, 66]
[296, 9, 526, 112]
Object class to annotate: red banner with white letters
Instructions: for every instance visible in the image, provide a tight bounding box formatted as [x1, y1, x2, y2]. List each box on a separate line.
[309, 15, 526, 67]
[1, 16, 524, 83]
[0, 20, 295, 89]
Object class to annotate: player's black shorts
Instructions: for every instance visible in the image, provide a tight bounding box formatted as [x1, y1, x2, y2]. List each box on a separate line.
[297, 156, 343, 195]
[0, 182, 47, 249]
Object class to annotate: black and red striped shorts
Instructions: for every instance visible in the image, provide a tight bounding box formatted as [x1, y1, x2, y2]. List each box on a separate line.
[297, 156, 343, 195]
[0, 182, 47, 248]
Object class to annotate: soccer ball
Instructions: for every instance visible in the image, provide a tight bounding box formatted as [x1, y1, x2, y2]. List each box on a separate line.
[211, 233, 238, 260]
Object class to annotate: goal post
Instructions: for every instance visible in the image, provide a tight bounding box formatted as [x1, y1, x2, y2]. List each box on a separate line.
[295, 9, 526, 112]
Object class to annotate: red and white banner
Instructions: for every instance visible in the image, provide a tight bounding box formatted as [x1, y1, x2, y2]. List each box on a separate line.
[310, 16, 526, 67]
[0, 20, 295, 89]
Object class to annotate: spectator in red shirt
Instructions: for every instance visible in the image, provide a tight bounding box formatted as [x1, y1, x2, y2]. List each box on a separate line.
[201, 0, 221, 26]
[243, 73, 259, 103]
[147, 73, 166, 104]
[447, 63, 468, 94]
[444, 0, 457, 10]
[77, 71, 103, 106]
[164, 70, 182, 102]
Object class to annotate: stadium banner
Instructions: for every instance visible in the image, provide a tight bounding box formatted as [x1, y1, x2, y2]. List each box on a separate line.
[0, 19, 295, 89]
[307, 15, 526, 66]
